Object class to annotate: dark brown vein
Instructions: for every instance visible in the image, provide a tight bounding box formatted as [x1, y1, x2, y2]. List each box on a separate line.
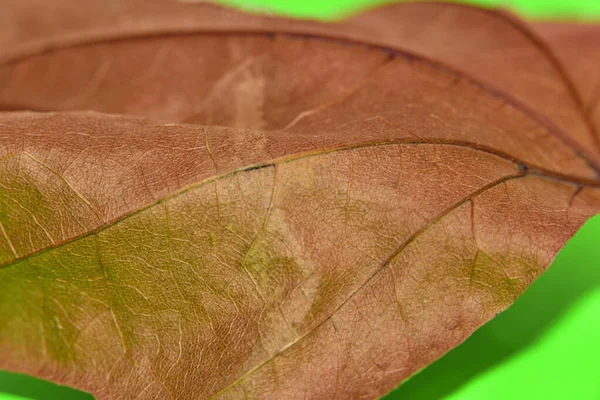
[2, 139, 599, 270]
[461, 1, 600, 153]
[587, 76, 600, 117]
[1, 13, 598, 174]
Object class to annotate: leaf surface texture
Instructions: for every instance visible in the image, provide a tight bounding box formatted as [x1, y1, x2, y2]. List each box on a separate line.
[0, 1, 599, 399]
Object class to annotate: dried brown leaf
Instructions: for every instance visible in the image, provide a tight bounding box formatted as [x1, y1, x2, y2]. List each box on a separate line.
[533, 21, 600, 135]
[0, 1, 599, 399]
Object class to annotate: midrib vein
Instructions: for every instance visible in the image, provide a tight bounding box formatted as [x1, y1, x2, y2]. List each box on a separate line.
[1, 25, 597, 170]
[1, 138, 599, 270]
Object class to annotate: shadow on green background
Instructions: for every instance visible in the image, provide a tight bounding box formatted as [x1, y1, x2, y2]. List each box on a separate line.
[1, 0, 599, 399]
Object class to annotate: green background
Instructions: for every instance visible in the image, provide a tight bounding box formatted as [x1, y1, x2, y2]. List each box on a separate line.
[1, 0, 599, 399]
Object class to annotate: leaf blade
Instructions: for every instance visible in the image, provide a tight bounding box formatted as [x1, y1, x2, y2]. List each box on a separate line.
[0, 2, 599, 399]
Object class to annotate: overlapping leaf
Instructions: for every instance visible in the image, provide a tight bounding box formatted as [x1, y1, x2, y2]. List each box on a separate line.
[533, 22, 600, 135]
[0, 1, 599, 399]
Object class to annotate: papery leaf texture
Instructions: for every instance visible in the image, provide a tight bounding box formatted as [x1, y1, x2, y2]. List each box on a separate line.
[0, 1, 599, 399]
[532, 21, 600, 136]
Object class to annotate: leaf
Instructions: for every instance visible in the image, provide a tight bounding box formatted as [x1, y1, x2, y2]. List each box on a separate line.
[532, 22, 600, 137]
[2, 1, 600, 163]
[0, 1, 599, 399]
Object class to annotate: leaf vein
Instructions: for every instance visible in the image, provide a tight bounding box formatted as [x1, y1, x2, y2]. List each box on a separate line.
[207, 173, 524, 398]
[1, 140, 597, 271]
